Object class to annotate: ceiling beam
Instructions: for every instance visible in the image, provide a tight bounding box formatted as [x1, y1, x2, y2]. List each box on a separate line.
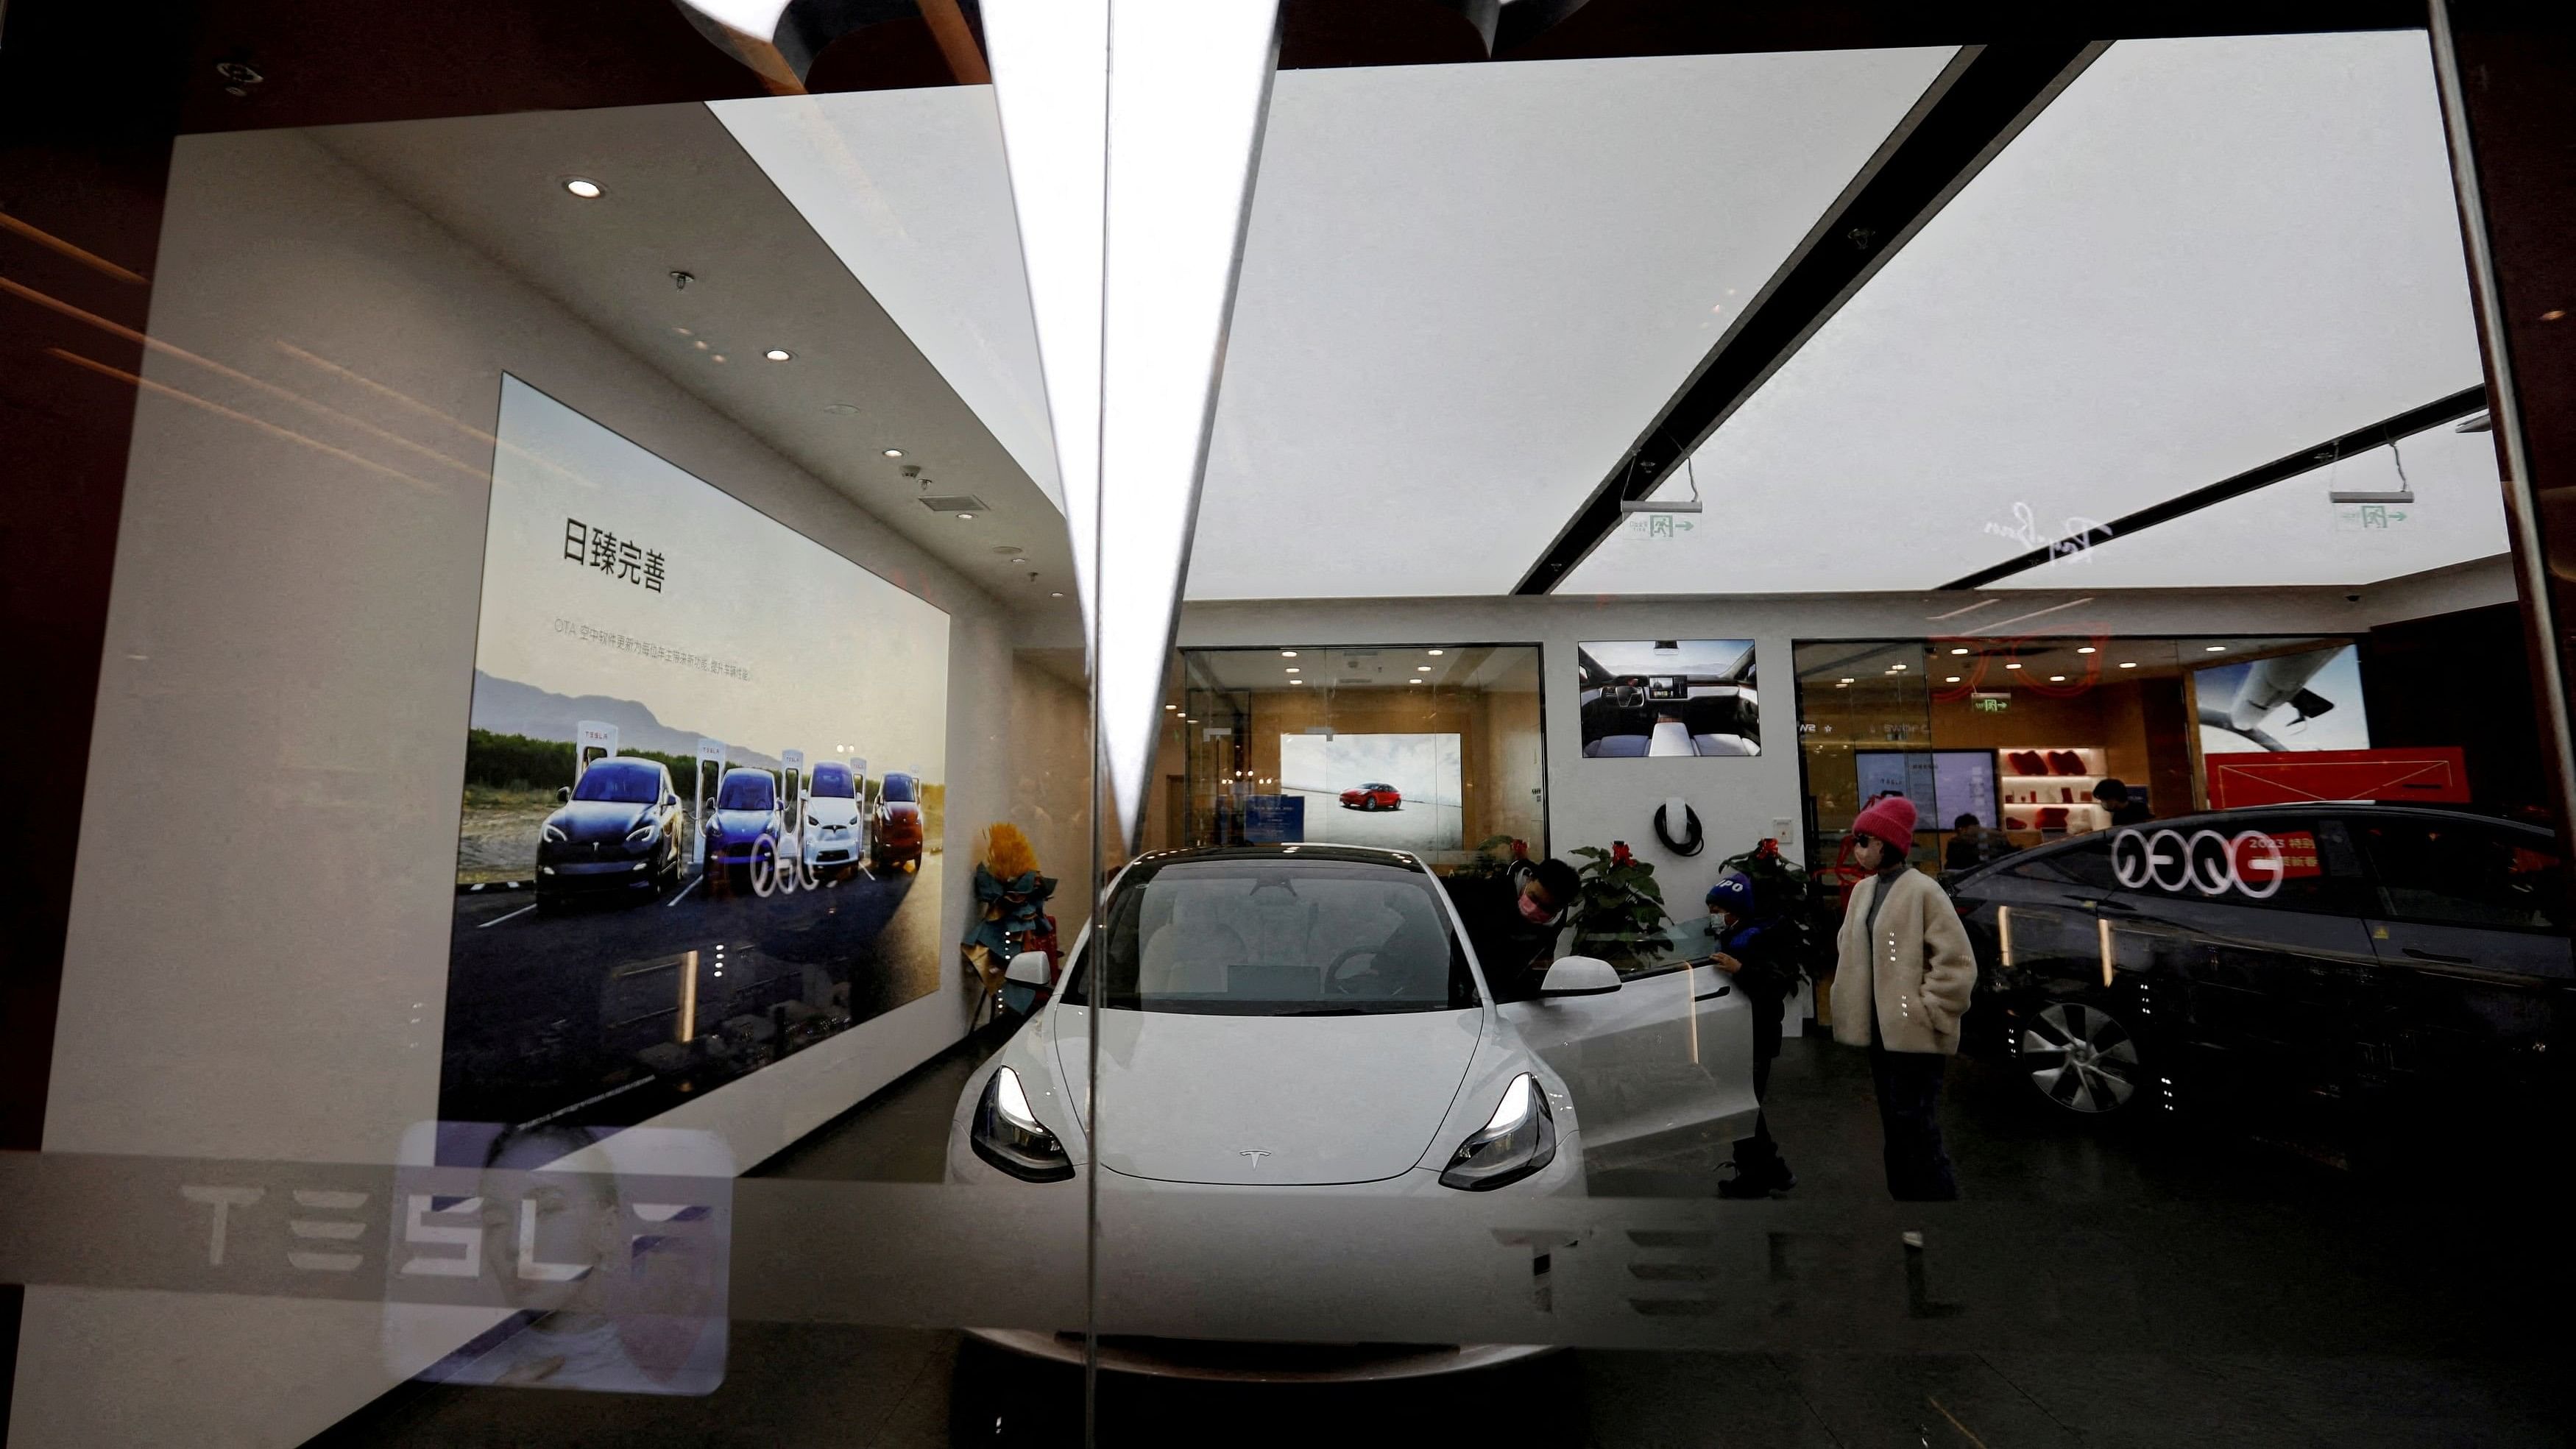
[1938, 385, 2491, 590]
[1512, 38, 2102, 595]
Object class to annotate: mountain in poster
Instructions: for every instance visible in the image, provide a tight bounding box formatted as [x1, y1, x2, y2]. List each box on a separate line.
[467, 670, 783, 769]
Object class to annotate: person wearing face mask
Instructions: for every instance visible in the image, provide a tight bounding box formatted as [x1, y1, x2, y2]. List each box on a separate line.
[1705, 871, 1798, 1198]
[1830, 796, 1975, 1202]
[1448, 857, 1582, 1003]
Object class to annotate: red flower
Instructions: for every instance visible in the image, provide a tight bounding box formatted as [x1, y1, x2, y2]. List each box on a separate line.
[1610, 841, 1634, 867]
[1509, 838, 1529, 861]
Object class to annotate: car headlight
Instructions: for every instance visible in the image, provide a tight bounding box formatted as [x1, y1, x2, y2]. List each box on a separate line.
[542, 824, 567, 844]
[969, 1066, 1075, 1183]
[1438, 1073, 1555, 1191]
[626, 822, 659, 849]
[704, 817, 721, 836]
[806, 812, 819, 828]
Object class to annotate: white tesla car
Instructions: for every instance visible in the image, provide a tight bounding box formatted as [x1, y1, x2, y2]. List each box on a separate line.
[800, 759, 866, 878]
[946, 843, 1758, 1378]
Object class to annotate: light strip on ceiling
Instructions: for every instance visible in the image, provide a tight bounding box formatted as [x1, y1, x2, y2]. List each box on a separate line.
[988, 0, 1281, 844]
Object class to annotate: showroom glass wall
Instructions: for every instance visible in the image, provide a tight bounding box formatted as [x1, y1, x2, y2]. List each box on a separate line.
[10, 6, 2576, 1449]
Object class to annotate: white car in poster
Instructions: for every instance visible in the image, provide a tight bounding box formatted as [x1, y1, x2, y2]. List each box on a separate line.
[801, 759, 866, 878]
[944, 843, 1758, 1378]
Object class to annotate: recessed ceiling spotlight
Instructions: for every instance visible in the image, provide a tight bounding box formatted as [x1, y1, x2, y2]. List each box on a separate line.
[1945, 676, 1961, 683]
[2005, 662, 2023, 670]
[1291, 679, 1307, 686]
[956, 512, 974, 520]
[1949, 648, 1969, 655]
[1011, 556, 1027, 565]
[1281, 651, 1297, 658]
[2204, 645, 2227, 653]
[1051, 591, 1064, 598]
[2050, 674, 2067, 681]
[563, 177, 603, 199]
[1891, 663, 1907, 670]
[673, 327, 693, 337]
[1164, 704, 1176, 710]
[1408, 679, 1423, 685]
[1839, 677, 1855, 684]
[1427, 649, 1444, 656]
[2119, 662, 2138, 669]
[1284, 667, 1299, 674]
[693, 340, 708, 350]
[764, 348, 793, 362]
[2076, 646, 2097, 654]
[883, 447, 905, 458]
[710, 354, 727, 364]
[1415, 665, 1432, 672]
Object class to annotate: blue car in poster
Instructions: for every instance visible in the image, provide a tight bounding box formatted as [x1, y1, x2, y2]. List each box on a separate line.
[534, 757, 684, 911]
[703, 767, 784, 889]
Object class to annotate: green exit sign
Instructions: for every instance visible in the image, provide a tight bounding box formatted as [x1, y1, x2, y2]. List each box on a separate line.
[1971, 693, 2010, 713]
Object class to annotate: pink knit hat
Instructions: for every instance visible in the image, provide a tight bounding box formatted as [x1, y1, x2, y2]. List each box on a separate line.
[1852, 795, 1917, 853]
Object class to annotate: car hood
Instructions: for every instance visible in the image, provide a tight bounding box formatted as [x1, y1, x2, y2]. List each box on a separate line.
[1060, 1007, 1484, 1186]
[549, 801, 654, 842]
[806, 798, 861, 823]
[710, 809, 773, 837]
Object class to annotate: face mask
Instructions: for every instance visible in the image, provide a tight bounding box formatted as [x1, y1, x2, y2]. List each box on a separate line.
[1517, 890, 1557, 926]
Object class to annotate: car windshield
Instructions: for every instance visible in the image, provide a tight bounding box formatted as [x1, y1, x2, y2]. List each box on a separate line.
[717, 773, 775, 811]
[810, 763, 854, 798]
[1072, 857, 1478, 1016]
[882, 774, 916, 803]
[570, 759, 659, 804]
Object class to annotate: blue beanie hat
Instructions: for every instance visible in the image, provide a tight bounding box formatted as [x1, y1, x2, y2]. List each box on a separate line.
[1705, 872, 1757, 915]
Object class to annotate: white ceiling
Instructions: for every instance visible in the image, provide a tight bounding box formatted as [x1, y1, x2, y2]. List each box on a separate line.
[1567, 30, 2494, 596]
[1992, 418, 2508, 590]
[1182, 46, 1959, 600]
[710, 90, 1063, 511]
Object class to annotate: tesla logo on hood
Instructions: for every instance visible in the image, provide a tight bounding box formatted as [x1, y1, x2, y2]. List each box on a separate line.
[1236, 1149, 1271, 1165]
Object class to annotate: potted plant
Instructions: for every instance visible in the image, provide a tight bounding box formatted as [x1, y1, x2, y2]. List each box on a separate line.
[1567, 840, 1671, 971]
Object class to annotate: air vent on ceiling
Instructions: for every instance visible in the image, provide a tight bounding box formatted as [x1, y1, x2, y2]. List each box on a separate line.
[919, 495, 990, 513]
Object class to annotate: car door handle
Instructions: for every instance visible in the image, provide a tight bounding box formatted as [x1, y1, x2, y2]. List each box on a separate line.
[1694, 983, 1731, 1001]
[2401, 947, 2475, 966]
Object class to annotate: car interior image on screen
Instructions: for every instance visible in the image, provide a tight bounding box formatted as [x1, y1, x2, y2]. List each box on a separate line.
[1577, 640, 1759, 757]
[439, 376, 952, 1147]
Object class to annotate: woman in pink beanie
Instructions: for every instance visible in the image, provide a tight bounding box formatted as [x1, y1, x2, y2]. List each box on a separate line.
[1830, 794, 1975, 1201]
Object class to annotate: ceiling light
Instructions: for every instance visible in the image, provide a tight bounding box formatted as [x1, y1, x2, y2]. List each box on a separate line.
[764, 348, 793, 362]
[1415, 665, 1432, 672]
[2005, 663, 2023, 670]
[1892, 663, 1906, 670]
[710, 354, 727, 363]
[2076, 646, 2096, 654]
[1839, 678, 1855, 684]
[673, 327, 693, 337]
[2204, 645, 2227, 653]
[957, 512, 975, 520]
[1427, 649, 1444, 656]
[563, 177, 602, 199]
[1290, 679, 1306, 685]
[2050, 675, 2067, 681]
[1051, 591, 1064, 598]
[1950, 648, 1969, 655]
[1281, 651, 1296, 658]
[692, 340, 708, 350]
[1284, 667, 1298, 673]
[1164, 704, 1175, 710]
[2120, 662, 2138, 669]
[1945, 676, 1961, 683]
[1408, 679, 1423, 685]
[882, 448, 905, 458]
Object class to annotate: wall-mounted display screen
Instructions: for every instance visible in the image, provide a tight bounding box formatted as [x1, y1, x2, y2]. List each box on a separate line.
[439, 376, 951, 1152]
[1276, 731, 1465, 853]
[1576, 640, 1759, 757]
[1855, 749, 2000, 830]
[2193, 642, 2370, 754]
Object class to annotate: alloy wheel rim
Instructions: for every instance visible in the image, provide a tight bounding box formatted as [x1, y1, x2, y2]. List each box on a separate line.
[2020, 1002, 2141, 1113]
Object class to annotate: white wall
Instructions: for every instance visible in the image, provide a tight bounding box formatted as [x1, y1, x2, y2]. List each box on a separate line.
[1174, 573, 2494, 922]
[13, 127, 1047, 1447]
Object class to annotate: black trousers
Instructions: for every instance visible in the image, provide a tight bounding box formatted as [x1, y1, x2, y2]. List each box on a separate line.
[1738, 1050, 1779, 1163]
[1866, 1046, 1959, 1201]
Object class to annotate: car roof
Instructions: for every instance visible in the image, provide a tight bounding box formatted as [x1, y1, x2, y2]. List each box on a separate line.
[1128, 843, 1429, 871]
[719, 765, 772, 779]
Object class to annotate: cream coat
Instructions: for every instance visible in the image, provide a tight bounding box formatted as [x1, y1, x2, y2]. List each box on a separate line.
[1830, 867, 1978, 1055]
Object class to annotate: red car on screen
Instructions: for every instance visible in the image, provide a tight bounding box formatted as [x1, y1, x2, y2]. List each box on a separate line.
[1339, 782, 1402, 812]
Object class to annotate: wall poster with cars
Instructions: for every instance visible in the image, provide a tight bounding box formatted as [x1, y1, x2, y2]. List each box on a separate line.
[1576, 639, 1759, 757]
[438, 375, 952, 1152]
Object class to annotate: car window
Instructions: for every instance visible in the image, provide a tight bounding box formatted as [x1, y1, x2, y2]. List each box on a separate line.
[1081, 858, 1478, 1016]
[882, 774, 916, 804]
[810, 763, 855, 798]
[570, 759, 660, 804]
[2354, 818, 2567, 932]
[2002, 837, 2118, 890]
[717, 773, 775, 811]
[2106, 818, 2357, 912]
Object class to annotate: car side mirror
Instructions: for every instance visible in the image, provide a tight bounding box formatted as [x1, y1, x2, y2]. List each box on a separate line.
[1538, 956, 1621, 997]
[1004, 952, 1051, 989]
[556, 786, 572, 804]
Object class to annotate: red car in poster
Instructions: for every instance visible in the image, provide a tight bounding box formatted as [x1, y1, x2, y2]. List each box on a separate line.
[1339, 782, 1402, 812]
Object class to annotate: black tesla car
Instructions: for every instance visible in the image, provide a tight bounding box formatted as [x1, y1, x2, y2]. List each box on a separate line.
[534, 756, 686, 909]
[1947, 803, 2569, 1158]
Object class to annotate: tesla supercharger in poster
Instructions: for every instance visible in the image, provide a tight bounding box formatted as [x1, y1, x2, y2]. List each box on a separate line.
[439, 375, 952, 1154]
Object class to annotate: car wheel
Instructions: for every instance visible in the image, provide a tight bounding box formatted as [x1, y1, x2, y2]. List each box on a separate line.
[2017, 998, 2147, 1116]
